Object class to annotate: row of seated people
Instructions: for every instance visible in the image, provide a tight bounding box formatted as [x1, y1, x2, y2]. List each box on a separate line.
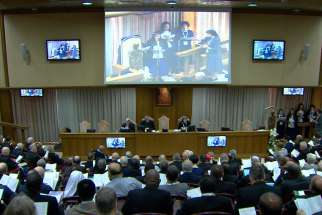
[0, 135, 322, 214]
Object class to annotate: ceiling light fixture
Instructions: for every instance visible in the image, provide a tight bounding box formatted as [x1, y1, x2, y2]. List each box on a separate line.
[82, 1, 93, 6]
[166, 0, 177, 5]
[248, 1, 257, 7]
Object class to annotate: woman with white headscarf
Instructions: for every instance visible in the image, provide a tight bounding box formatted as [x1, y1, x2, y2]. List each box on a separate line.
[63, 170, 85, 198]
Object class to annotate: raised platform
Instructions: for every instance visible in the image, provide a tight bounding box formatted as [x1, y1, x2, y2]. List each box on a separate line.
[60, 130, 270, 159]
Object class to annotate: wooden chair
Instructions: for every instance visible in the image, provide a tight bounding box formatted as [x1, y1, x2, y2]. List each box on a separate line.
[199, 120, 210, 131]
[158, 115, 170, 131]
[79, 120, 91, 133]
[62, 196, 80, 210]
[97, 120, 110, 132]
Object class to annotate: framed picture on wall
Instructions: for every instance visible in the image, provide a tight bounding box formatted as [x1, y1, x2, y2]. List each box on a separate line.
[156, 88, 172, 106]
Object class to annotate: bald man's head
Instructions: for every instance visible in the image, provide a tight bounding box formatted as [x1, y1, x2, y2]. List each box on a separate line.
[98, 145, 105, 152]
[144, 169, 160, 189]
[0, 163, 8, 175]
[1, 147, 10, 157]
[285, 161, 301, 179]
[259, 192, 283, 215]
[108, 162, 122, 180]
[111, 152, 119, 161]
[34, 166, 45, 179]
[310, 175, 322, 195]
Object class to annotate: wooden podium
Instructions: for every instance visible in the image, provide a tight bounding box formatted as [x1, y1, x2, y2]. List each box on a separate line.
[0, 121, 28, 141]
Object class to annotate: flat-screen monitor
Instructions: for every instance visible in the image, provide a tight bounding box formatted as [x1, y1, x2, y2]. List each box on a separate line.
[20, 89, 43, 97]
[283, 88, 304, 96]
[106, 137, 126, 148]
[105, 11, 231, 84]
[207, 136, 227, 147]
[253, 40, 285, 61]
[46, 39, 80, 61]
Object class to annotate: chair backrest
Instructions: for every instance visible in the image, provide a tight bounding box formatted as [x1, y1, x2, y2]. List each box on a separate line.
[97, 120, 110, 132]
[80, 120, 91, 133]
[199, 120, 210, 131]
[62, 196, 81, 210]
[172, 195, 187, 215]
[120, 36, 142, 68]
[117, 196, 127, 211]
[158, 115, 170, 130]
[241, 119, 253, 131]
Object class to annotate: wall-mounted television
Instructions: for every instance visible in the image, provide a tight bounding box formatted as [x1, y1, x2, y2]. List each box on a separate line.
[253, 40, 285, 61]
[106, 137, 126, 149]
[46, 39, 81, 61]
[20, 89, 43, 97]
[207, 136, 227, 147]
[283, 88, 304, 96]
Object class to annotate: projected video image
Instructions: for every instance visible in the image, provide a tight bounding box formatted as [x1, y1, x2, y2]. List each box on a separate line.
[253, 40, 285, 61]
[283, 88, 304, 96]
[46, 40, 80, 60]
[106, 137, 126, 149]
[20, 89, 43, 97]
[105, 11, 231, 84]
[207, 136, 227, 147]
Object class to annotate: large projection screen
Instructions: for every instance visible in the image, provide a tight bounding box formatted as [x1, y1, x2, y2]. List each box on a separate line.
[105, 11, 231, 84]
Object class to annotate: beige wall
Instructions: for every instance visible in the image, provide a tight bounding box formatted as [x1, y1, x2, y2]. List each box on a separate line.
[3, 12, 322, 87]
[232, 14, 322, 86]
[0, 14, 6, 88]
[4, 12, 104, 87]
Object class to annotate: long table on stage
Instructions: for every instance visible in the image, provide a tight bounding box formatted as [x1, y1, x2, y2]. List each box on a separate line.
[60, 130, 270, 159]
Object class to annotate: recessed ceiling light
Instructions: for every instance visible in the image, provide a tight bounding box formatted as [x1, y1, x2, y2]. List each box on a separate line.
[166, 0, 177, 5]
[82, 2, 93, 6]
[248, 2, 257, 7]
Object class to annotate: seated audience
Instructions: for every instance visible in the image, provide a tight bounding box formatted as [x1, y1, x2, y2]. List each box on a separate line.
[189, 154, 204, 176]
[303, 153, 318, 170]
[159, 159, 169, 174]
[176, 176, 233, 215]
[210, 164, 237, 195]
[24, 144, 41, 169]
[310, 175, 322, 195]
[95, 187, 117, 215]
[23, 170, 61, 215]
[236, 164, 275, 209]
[159, 165, 189, 197]
[0, 162, 15, 204]
[3, 194, 36, 215]
[94, 159, 107, 174]
[36, 158, 46, 169]
[179, 160, 201, 184]
[19, 166, 53, 194]
[10, 143, 24, 159]
[66, 179, 97, 215]
[258, 192, 283, 215]
[0, 147, 18, 172]
[122, 169, 173, 215]
[123, 157, 141, 178]
[106, 162, 142, 197]
[198, 154, 211, 172]
[94, 145, 106, 161]
[84, 152, 95, 171]
[171, 153, 182, 171]
[110, 152, 120, 163]
[72, 156, 85, 172]
[63, 170, 85, 198]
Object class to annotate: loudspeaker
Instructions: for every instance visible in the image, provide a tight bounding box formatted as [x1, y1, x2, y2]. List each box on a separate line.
[20, 43, 31, 65]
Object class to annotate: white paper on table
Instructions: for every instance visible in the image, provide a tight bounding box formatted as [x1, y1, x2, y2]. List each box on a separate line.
[264, 161, 279, 172]
[48, 191, 64, 203]
[45, 163, 57, 172]
[83, 173, 88, 179]
[16, 155, 23, 163]
[0, 174, 19, 192]
[317, 171, 322, 176]
[315, 151, 321, 159]
[299, 159, 306, 168]
[238, 207, 257, 215]
[308, 140, 314, 147]
[289, 140, 295, 145]
[159, 173, 167, 185]
[291, 149, 300, 158]
[242, 159, 251, 169]
[35, 202, 48, 215]
[18, 162, 27, 168]
[295, 195, 322, 215]
[187, 187, 201, 199]
[9, 173, 19, 179]
[301, 169, 316, 177]
[272, 167, 281, 182]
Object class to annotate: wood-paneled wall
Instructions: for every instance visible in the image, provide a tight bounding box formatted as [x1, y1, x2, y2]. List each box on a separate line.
[136, 87, 192, 129]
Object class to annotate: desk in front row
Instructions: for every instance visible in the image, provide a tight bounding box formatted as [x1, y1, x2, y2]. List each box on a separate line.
[60, 131, 269, 159]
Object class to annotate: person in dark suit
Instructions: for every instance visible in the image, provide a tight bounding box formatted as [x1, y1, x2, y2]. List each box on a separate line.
[198, 154, 212, 173]
[122, 169, 173, 215]
[94, 145, 106, 161]
[120, 118, 136, 132]
[236, 164, 275, 209]
[210, 164, 237, 195]
[138, 115, 155, 132]
[189, 154, 205, 176]
[170, 153, 182, 171]
[0, 147, 18, 172]
[23, 170, 62, 215]
[178, 160, 201, 184]
[178, 115, 191, 130]
[176, 176, 233, 215]
[122, 157, 142, 178]
[10, 143, 24, 159]
[24, 144, 41, 169]
[279, 161, 309, 202]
